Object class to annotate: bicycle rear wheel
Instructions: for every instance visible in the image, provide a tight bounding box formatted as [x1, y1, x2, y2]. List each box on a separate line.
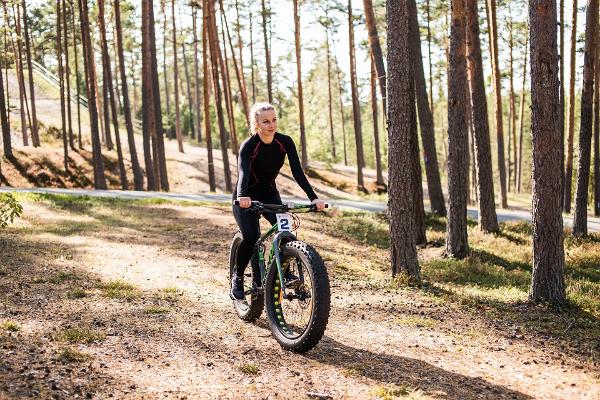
[229, 231, 264, 321]
[265, 240, 330, 353]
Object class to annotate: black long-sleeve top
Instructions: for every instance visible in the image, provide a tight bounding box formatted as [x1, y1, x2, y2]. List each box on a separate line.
[233, 132, 318, 202]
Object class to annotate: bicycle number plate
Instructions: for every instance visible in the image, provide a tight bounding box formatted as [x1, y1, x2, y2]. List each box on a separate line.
[276, 213, 293, 232]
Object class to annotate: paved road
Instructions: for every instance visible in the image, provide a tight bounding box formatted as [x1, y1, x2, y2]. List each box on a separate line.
[2, 186, 599, 232]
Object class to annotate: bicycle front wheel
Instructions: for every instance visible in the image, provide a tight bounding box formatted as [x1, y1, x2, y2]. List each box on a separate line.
[265, 240, 330, 353]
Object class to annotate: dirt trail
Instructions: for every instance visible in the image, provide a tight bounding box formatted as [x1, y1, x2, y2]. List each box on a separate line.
[1, 198, 598, 399]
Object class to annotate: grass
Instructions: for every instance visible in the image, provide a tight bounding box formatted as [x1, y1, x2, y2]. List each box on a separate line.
[66, 288, 87, 299]
[98, 280, 141, 300]
[1, 320, 20, 332]
[394, 315, 437, 328]
[59, 327, 105, 344]
[144, 306, 170, 315]
[371, 384, 423, 399]
[58, 347, 90, 362]
[238, 363, 260, 375]
[48, 271, 78, 284]
[341, 363, 365, 377]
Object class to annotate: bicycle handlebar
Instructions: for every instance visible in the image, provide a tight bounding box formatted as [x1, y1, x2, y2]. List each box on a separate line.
[233, 200, 328, 212]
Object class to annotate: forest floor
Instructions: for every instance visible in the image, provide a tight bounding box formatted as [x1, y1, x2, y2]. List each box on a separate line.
[1, 193, 599, 399]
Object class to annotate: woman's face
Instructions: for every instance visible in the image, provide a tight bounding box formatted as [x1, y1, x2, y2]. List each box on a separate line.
[255, 109, 277, 136]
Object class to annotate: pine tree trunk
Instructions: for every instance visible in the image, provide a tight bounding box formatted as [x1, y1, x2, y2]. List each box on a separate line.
[293, 0, 308, 169]
[529, 0, 566, 305]
[207, 0, 232, 192]
[72, 3, 82, 149]
[517, 35, 528, 193]
[182, 40, 195, 140]
[559, 0, 565, 208]
[370, 54, 384, 187]
[2, 3, 10, 132]
[62, 0, 74, 150]
[161, 0, 171, 140]
[0, 42, 9, 158]
[13, 5, 29, 147]
[362, 0, 386, 114]
[595, 27, 600, 217]
[98, 0, 127, 190]
[487, 0, 508, 208]
[333, 44, 348, 166]
[249, 8, 256, 104]
[446, 0, 469, 259]
[426, 0, 434, 117]
[21, 0, 39, 147]
[78, 0, 106, 189]
[171, 0, 184, 153]
[220, 0, 249, 122]
[325, 22, 336, 160]
[465, 0, 499, 233]
[114, 0, 143, 191]
[387, 0, 420, 278]
[573, 0, 599, 236]
[192, 6, 203, 143]
[202, 4, 216, 191]
[261, 0, 272, 103]
[141, 0, 158, 191]
[508, 10, 516, 192]
[564, 0, 578, 212]
[234, 0, 249, 110]
[56, 0, 67, 170]
[218, 13, 239, 157]
[408, 0, 446, 216]
[348, 0, 365, 190]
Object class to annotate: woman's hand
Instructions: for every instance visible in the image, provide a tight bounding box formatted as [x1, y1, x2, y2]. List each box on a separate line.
[238, 197, 252, 208]
[311, 199, 326, 211]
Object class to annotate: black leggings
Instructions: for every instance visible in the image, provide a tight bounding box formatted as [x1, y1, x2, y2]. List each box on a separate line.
[232, 193, 282, 277]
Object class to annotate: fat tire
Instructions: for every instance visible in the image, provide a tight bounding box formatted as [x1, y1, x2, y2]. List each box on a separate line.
[265, 240, 330, 353]
[229, 231, 264, 321]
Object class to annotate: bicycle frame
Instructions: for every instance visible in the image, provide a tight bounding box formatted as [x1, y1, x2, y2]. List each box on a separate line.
[254, 205, 314, 300]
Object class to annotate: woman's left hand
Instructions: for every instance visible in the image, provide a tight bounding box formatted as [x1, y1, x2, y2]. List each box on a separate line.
[311, 199, 326, 211]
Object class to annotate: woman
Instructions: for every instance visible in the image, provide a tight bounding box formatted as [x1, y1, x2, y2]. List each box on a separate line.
[231, 102, 326, 300]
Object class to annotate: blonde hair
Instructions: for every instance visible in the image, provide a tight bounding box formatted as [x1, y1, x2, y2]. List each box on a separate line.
[249, 102, 276, 135]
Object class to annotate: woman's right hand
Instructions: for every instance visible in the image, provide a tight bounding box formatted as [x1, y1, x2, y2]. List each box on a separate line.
[237, 197, 252, 208]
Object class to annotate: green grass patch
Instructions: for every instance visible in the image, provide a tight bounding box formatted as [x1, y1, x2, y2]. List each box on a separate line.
[238, 363, 260, 375]
[19, 192, 214, 209]
[98, 280, 141, 300]
[144, 306, 170, 315]
[48, 271, 78, 284]
[1, 320, 20, 332]
[58, 347, 90, 362]
[341, 363, 365, 377]
[328, 211, 389, 248]
[66, 288, 87, 299]
[371, 384, 413, 399]
[59, 327, 105, 344]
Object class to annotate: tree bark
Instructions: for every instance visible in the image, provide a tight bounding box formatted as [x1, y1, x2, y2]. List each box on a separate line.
[114, 0, 143, 191]
[529, 0, 566, 305]
[324, 18, 336, 159]
[486, 0, 508, 208]
[293, 0, 308, 170]
[387, 0, 420, 279]
[171, 0, 184, 153]
[192, 6, 203, 143]
[408, 0, 446, 217]
[446, 0, 469, 259]
[71, 2, 82, 149]
[202, 3, 216, 191]
[62, 0, 74, 150]
[564, 0, 578, 212]
[218, 12, 239, 157]
[362, 0, 386, 115]
[141, 0, 157, 191]
[595, 22, 600, 217]
[348, 0, 365, 190]
[207, 0, 232, 192]
[56, 0, 67, 170]
[465, 0, 499, 233]
[261, 0, 272, 103]
[21, 0, 39, 147]
[182, 40, 195, 140]
[249, 8, 256, 104]
[98, 0, 127, 190]
[0, 38, 9, 158]
[160, 0, 171, 140]
[13, 4, 29, 147]
[559, 0, 565, 209]
[78, 0, 106, 189]
[508, 9, 517, 192]
[516, 34, 528, 193]
[370, 53, 384, 187]
[333, 42, 348, 166]
[573, 0, 599, 236]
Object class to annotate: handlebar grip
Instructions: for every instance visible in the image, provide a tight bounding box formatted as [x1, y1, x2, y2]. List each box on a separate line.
[233, 200, 240, 205]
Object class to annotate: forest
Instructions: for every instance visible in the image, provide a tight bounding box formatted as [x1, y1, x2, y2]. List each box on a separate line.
[0, 0, 599, 398]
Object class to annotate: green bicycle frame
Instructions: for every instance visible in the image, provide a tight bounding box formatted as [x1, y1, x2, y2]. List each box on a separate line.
[255, 205, 313, 299]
